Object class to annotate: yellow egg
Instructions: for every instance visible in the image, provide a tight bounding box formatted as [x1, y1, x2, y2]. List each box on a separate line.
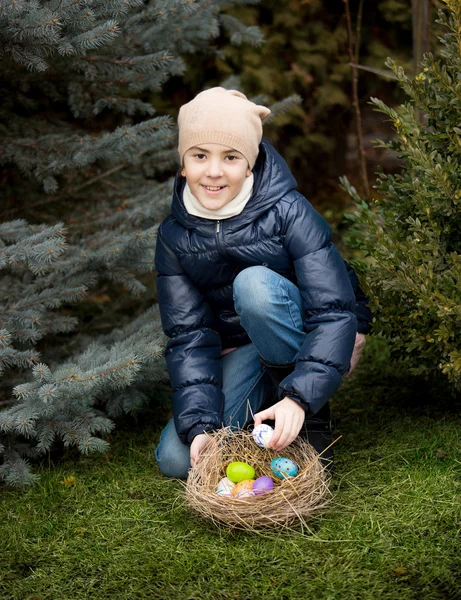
[232, 479, 255, 498]
[226, 461, 255, 483]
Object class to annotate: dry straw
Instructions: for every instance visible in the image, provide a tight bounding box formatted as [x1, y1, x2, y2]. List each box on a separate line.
[184, 427, 332, 531]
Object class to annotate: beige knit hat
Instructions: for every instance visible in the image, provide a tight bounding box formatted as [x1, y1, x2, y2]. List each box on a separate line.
[178, 87, 271, 169]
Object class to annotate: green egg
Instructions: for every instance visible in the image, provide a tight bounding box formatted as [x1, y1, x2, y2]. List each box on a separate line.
[226, 461, 256, 483]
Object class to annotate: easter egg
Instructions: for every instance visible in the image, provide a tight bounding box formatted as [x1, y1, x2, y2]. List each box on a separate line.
[270, 457, 299, 479]
[215, 477, 235, 496]
[253, 476, 275, 495]
[232, 479, 255, 498]
[252, 424, 274, 448]
[236, 489, 254, 498]
[226, 461, 256, 483]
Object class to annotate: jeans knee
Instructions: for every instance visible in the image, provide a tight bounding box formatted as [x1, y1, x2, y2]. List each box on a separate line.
[155, 444, 190, 479]
[234, 266, 272, 317]
[154, 418, 191, 479]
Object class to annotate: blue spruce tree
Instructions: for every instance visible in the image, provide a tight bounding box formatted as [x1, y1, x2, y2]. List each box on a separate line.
[0, 0, 265, 484]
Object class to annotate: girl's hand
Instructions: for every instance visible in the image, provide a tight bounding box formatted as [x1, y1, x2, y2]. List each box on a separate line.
[345, 332, 366, 377]
[190, 433, 212, 468]
[253, 397, 305, 451]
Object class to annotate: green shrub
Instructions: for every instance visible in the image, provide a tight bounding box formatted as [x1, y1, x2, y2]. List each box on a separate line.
[342, 0, 461, 391]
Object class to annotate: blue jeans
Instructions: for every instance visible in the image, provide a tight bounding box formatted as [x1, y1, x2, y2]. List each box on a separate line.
[155, 266, 307, 478]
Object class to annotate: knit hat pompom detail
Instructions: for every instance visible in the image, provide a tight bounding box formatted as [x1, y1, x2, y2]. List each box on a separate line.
[178, 87, 271, 169]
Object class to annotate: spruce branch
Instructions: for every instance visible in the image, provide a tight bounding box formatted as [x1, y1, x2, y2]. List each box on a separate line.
[72, 20, 120, 50]
[265, 95, 303, 123]
[219, 14, 263, 46]
[0, 0, 267, 485]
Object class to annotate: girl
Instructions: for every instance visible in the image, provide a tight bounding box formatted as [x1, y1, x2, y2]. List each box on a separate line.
[154, 88, 371, 478]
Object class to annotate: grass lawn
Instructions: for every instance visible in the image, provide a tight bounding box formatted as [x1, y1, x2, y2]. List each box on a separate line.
[2, 337, 461, 600]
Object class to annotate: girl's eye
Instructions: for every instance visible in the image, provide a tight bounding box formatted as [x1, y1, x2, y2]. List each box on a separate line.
[195, 154, 206, 159]
[226, 155, 238, 161]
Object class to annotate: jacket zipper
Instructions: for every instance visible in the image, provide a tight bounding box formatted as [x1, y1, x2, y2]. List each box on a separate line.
[216, 219, 237, 271]
[216, 219, 227, 257]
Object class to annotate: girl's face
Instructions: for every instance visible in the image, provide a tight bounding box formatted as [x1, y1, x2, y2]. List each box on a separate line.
[181, 144, 251, 211]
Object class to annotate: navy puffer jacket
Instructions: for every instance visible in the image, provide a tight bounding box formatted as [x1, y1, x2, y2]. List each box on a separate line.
[155, 141, 371, 445]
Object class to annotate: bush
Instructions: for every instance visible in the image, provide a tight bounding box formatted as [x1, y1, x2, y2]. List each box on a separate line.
[342, 0, 461, 392]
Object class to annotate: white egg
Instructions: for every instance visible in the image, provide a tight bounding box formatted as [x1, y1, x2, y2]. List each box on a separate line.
[252, 424, 274, 448]
[215, 477, 235, 496]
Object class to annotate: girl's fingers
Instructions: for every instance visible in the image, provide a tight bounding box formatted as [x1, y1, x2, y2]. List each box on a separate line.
[190, 434, 209, 468]
[275, 416, 304, 451]
[273, 430, 290, 451]
[279, 428, 296, 451]
[269, 414, 285, 449]
[257, 400, 305, 449]
[288, 421, 302, 447]
[191, 447, 200, 467]
[253, 408, 273, 426]
[274, 418, 290, 449]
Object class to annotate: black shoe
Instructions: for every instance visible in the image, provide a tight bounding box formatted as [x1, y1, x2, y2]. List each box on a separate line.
[300, 402, 336, 472]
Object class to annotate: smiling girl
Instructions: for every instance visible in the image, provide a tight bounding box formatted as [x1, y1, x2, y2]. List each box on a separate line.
[181, 144, 252, 213]
[154, 88, 371, 478]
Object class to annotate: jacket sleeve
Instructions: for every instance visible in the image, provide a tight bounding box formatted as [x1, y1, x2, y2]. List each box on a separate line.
[280, 195, 358, 415]
[344, 261, 373, 334]
[155, 229, 224, 445]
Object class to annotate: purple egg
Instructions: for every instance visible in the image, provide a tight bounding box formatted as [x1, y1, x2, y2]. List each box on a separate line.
[252, 476, 275, 495]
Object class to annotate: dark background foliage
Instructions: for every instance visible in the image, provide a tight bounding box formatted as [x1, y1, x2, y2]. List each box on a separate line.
[159, 1, 418, 209]
[1, 0, 454, 485]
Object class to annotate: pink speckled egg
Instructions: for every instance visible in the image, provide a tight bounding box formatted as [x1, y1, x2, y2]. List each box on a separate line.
[232, 479, 255, 498]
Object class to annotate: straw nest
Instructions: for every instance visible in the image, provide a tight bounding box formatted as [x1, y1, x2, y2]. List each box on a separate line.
[184, 427, 331, 531]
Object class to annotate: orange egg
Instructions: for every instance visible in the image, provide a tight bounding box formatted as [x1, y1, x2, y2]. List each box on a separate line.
[232, 479, 255, 497]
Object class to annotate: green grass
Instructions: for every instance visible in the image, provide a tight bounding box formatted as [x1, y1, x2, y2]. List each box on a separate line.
[2, 337, 461, 600]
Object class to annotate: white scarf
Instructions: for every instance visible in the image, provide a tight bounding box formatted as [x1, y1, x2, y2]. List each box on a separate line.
[183, 173, 254, 220]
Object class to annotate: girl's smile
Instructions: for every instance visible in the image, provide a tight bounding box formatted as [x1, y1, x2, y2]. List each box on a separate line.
[181, 143, 251, 210]
[202, 184, 227, 194]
